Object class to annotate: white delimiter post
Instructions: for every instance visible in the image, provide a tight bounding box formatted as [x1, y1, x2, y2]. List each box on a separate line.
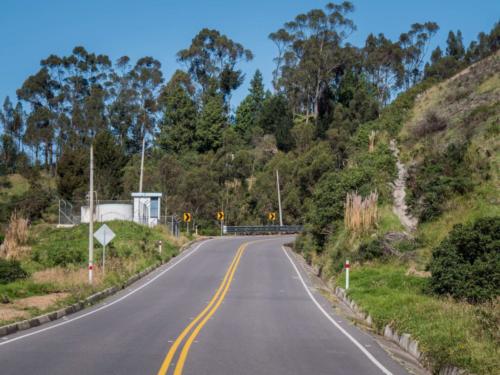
[88, 144, 94, 284]
[345, 259, 350, 290]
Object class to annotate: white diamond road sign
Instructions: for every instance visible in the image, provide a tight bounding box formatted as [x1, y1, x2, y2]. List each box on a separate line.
[93, 224, 115, 247]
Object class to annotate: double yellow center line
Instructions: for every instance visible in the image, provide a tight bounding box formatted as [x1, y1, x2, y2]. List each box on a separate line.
[157, 242, 247, 375]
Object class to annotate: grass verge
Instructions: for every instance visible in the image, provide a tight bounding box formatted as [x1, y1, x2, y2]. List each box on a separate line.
[337, 263, 499, 374]
[0, 221, 187, 327]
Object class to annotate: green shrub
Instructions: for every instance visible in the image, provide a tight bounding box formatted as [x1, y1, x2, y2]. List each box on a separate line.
[407, 142, 474, 221]
[32, 243, 86, 267]
[308, 168, 373, 246]
[357, 238, 385, 261]
[0, 259, 28, 284]
[412, 111, 448, 138]
[428, 217, 500, 303]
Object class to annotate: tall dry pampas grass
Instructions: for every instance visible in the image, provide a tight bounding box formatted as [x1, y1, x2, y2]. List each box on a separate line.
[344, 191, 378, 233]
[368, 130, 377, 153]
[0, 212, 29, 259]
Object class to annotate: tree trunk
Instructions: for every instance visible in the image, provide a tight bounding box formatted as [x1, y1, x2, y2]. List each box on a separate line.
[44, 144, 49, 170]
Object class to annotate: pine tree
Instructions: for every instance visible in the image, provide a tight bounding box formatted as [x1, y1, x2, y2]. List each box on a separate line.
[257, 94, 294, 151]
[158, 70, 197, 153]
[235, 70, 265, 141]
[196, 92, 227, 152]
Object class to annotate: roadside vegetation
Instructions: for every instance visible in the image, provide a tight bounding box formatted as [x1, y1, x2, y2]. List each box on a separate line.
[0, 1, 498, 371]
[0, 220, 184, 326]
[296, 51, 499, 373]
[336, 264, 499, 374]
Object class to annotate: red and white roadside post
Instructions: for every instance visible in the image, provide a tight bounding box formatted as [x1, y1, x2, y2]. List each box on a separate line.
[345, 260, 350, 290]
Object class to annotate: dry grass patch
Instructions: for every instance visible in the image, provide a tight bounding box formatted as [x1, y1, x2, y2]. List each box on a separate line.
[0, 306, 29, 322]
[0, 212, 30, 259]
[32, 266, 105, 289]
[14, 292, 69, 310]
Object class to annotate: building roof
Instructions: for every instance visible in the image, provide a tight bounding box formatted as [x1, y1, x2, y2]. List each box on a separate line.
[131, 192, 163, 198]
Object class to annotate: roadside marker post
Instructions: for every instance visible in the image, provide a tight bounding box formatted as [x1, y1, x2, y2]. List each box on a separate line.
[94, 224, 115, 277]
[345, 260, 350, 290]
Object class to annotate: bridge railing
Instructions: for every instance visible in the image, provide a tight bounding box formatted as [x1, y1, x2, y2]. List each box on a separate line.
[223, 225, 303, 234]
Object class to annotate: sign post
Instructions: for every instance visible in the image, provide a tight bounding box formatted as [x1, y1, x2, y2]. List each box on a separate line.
[94, 224, 116, 276]
[183, 213, 192, 235]
[345, 259, 350, 290]
[216, 211, 225, 236]
[88, 144, 94, 284]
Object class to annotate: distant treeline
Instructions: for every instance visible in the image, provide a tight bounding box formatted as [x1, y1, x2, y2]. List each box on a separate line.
[0, 2, 498, 229]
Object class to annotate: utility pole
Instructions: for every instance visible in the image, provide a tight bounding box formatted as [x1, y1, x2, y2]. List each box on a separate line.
[276, 169, 283, 226]
[88, 144, 94, 284]
[139, 136, 145, 193]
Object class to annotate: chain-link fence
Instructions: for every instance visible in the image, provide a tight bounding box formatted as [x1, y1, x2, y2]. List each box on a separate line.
[160, 215, 181, 237]
[58, 199, 81, 225]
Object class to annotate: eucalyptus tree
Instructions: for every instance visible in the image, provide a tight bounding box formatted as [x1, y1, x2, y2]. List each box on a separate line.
[363, 33, 404, 105]
[177, 28, 253, 106]
[398, 22, 439, 88]
[108, 56, 139, 149]
[446, 30, 465, 59]
[466, 22, 499, 63]
[129, 57, 163, 154]
[17, 67, 58, 167]
[0, 97, 24, 170]
[17, 47, 112, 169]
[269, 2, 356, 120]
[0, 97, 23, 146]
[55, 46, 112, 142]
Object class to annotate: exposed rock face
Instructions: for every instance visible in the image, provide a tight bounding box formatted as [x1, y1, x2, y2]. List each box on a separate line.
[390, 140, 418, 233]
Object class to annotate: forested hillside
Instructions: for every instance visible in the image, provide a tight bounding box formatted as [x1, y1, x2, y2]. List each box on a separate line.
[1, 2, 497, 233]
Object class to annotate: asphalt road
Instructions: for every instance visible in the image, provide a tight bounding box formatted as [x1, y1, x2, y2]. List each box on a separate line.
[0, 236, 410, 375]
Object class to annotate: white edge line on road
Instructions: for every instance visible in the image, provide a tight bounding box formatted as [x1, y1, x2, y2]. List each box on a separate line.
[281, 246, 393, 375]
[0, 239, 212, 347]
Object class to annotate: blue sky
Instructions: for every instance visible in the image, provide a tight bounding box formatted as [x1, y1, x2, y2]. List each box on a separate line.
[1, 0, 498, 110]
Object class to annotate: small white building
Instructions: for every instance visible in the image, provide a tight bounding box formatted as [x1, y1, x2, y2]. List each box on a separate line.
[80, 192, 162, 227]
[81, 203, 133, 223]
[132, 192, 162, 227]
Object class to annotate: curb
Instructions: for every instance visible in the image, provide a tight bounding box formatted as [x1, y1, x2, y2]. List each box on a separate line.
[333, 286, 469, 375]
[0, 237, 207, 338]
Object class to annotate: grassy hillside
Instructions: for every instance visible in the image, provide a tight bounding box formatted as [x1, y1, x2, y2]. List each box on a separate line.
[297, 53, 500, 374]
[0, 221, 185, 326]
[401, 52, 499, 260]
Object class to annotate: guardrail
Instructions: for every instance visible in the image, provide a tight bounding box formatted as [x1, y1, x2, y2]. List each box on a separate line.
[223, 225, 304, 234]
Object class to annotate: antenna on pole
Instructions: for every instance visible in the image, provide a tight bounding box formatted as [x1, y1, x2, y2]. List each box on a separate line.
[276, 169, 283, 227]
[88, 143, 94, 284]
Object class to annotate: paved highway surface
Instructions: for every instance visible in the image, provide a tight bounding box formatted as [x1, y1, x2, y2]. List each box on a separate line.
[0, 236, 410, 374]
